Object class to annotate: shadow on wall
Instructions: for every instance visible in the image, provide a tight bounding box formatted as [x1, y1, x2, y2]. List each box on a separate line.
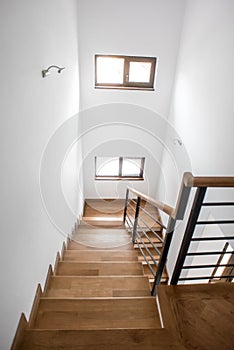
[40, 103, 192, 237]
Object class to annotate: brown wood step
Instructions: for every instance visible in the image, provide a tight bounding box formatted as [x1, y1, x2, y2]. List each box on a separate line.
[33, 297, 161, 330]
[45, 276, 151, 298]
[57, 261, 144, 276]
[63, 250, 138, 262]
[75, 226, 129, 234]
[136, 231, 163, 240]
[72, 228, 131, 249]
[19, 329, 185, 350]
[68, 240, 133, 251]
[135, 237, 162, 244]
[142, 263, 168, 281]
[81, 218, 124, 228]
[134, 245, 161, 256]
[83, 199, 125, 216]
[137, 255, 160, 262]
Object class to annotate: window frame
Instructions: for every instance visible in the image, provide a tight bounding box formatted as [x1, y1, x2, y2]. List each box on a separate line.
[95, 55, 157, 91]
[95, 156, 145, 181]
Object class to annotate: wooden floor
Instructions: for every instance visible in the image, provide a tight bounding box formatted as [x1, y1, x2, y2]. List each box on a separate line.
[158, 283, 234, 350]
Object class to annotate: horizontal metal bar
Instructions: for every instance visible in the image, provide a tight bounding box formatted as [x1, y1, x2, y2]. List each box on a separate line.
[125, 219, 132, 231]
[137, 215, 164, 243]
[137, 223, 162, 256]
[130, 198, 137, 204]
[202, 202, 234, 206]
[183, 263, 234, 269]
[187, 251, 234, 256]
[138, 205, 166, 229]
[179, 275, 234, 281]
[127, 202, 137, 212]
[135, 231, 159, 266]
[197, 220, 234, 225]
[125, 214, 134, 229]
[126, 212, 134, 224]
[136, 241, 156, 276]
[191, 236, 234, 241]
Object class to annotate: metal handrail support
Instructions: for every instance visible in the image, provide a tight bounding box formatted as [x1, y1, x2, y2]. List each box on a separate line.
[132, 196, 141, 242]
[170, 187, 207, 285]
[123, 188, 129, 223]
[151, 217, 176, 295]
[151, 178, 193, 295]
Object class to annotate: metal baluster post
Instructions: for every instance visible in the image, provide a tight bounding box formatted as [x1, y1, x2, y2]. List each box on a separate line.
[171, 187, 207, 285]
[151, 217, 176, 296]
[132, 196, 141, 243]
[123, 188, 129, 224]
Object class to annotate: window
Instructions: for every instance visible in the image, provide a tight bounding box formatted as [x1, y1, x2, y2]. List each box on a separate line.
[95, 55, 157, 90]
[95, 157, 145, 180]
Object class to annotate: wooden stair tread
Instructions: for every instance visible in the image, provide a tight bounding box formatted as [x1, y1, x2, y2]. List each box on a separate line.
[81, 219, 125, 228]
[143, 264, 168, 279]
[78, 221, 125, 230]
[74, 227, 129, 235]
[63, 250, 138, 262]
[72, 228, 131, 249]
[19, 329, 185, 350]
[135, 237, 162, 244]
[57, 261, 144, 276]
[83, 199, 125, 215]
[45, 276, 151, 298]
[68, 240, 134, 251]
[33, 297, 161, 330]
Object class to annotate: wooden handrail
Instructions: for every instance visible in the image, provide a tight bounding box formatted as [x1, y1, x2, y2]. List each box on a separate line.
[183, 172, 234, 188]
[127, 187, 175, 217]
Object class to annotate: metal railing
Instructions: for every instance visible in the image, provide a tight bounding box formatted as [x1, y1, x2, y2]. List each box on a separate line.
[123, 174, 192, 295]
[171, 173, 234, 285]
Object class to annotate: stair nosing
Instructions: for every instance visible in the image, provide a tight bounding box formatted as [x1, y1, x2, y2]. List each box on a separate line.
[39, 296, 156, 301]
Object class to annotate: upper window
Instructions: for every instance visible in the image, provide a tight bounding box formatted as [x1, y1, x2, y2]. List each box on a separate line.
[95, 156, 145, 180]
[95, 55, 157, 91]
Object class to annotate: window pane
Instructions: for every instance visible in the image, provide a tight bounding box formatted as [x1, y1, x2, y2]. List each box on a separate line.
[96, 57, 124, 84]
[129, 62, 151, 83]
[96, 157, 119, 176]
[122, 158, 142, 177]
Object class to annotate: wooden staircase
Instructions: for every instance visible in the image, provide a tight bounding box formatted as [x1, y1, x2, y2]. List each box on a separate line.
[12, 199, 234, 349]
[83, 199, 169, 286]
[12, 221, 164, 349]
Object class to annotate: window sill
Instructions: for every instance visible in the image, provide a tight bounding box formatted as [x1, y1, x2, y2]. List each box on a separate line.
[95, 176, 144, 181]
[95, 86, 154, 91]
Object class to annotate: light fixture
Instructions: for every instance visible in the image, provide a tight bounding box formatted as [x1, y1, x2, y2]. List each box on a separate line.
[42, 65, 65, 78]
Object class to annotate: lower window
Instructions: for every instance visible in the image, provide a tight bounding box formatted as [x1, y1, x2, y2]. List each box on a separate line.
[95, 156, 145, 180]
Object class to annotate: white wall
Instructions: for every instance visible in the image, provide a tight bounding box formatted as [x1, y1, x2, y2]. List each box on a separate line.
[80, 104, 165, 198]
[159, 0, 234, 277]
[0, 1, 82, 348]
[77, 0, 186, 199]
[77, 0, 186, 114]
[80, 103, 192, 200]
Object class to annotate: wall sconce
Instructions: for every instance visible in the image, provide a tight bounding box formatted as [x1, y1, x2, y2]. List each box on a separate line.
[42, 65, 65, 78]
[172, 138, 183, 146]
